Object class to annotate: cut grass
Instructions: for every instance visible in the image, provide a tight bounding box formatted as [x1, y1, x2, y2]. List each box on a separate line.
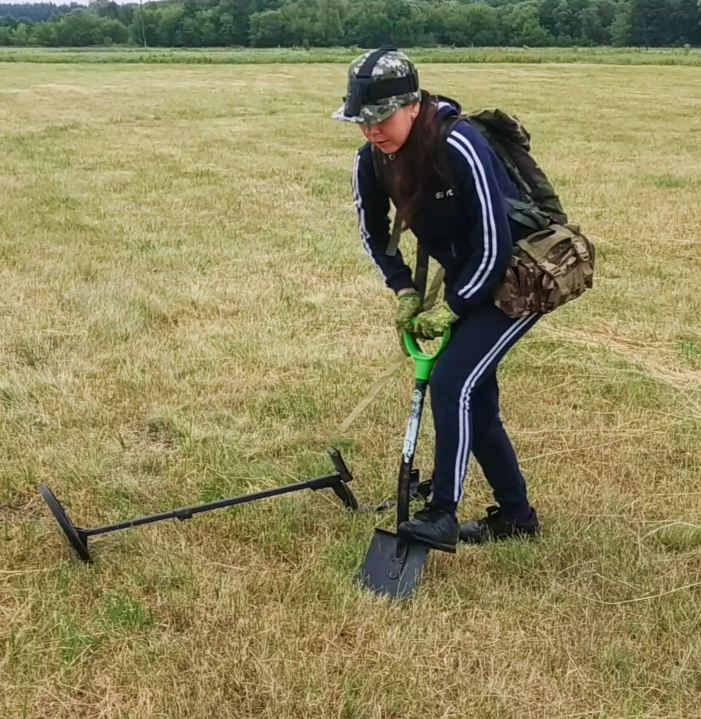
[3, 45, 701, 66]
[1, 61, 701, 717]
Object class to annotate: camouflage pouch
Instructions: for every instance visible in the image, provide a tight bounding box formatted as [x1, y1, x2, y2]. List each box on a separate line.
[493, 223, 595, 318]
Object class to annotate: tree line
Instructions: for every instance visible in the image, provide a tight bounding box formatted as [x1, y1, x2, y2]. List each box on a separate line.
[1, 0, 700, 49]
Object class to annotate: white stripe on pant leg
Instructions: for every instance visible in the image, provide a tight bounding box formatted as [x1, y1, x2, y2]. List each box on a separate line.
[453, 314, 538, 503]
[453, 315, 531, 502]
[453, 315, 535, 502]
[454, 314, 538, 503]
[453, 314, 538, 502]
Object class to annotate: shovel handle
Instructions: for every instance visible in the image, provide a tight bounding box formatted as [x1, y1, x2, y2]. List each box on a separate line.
[402, 328, 451, 382]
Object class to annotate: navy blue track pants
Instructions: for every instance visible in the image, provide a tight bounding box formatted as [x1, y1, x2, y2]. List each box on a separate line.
[429, 301, 539, 514]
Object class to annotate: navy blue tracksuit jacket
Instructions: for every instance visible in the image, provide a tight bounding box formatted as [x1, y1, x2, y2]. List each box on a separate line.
[352, 99, 539, 514]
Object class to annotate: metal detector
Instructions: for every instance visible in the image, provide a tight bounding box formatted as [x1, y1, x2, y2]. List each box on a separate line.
[356, 328, 453, 600]
[39, 448, 358, 563]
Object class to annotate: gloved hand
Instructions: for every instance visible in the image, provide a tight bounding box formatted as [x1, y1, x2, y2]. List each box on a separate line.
[395, 289, 422, 336]
[413, 301, 459, 340]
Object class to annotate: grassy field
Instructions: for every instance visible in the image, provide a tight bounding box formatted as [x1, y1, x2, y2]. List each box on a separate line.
[2, 58, 701, 717]
[3, 45, 701, 66]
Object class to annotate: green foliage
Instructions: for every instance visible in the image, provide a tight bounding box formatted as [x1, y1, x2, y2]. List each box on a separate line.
[610, 7, 633, 46]
[0, 2, 81, 23]
[630, 0, 701, 46]
[52, 9, 129, 46]
[0, 0, 699, 48]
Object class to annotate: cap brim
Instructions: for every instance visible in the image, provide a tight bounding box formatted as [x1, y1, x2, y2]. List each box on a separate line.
[331, 101, 410, 125]
[331, 105, 363, 123]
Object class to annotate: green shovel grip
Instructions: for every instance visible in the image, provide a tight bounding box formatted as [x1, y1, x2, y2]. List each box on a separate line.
[402, 327, 451, 382]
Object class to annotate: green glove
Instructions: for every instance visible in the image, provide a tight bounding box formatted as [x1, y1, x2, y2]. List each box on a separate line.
[413, 301, 459, 340]
[395, 290, 422, 335]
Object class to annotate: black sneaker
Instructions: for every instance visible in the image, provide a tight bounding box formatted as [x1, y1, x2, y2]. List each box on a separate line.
[397, 506, 458, 553]
[459, 506, 540, 545]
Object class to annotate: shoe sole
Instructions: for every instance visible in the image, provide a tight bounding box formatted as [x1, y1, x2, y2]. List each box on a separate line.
[458, 528, 540, 544]
[397, 530, 457, 554]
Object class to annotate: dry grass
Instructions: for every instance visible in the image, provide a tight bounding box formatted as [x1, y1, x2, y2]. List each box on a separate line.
[1, 60, 701, 718]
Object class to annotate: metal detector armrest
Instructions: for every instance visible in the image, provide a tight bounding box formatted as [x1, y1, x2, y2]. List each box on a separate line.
[309, 448, 358, 511]
[327, 447, 353, 485]
[306, 473, 348, 491]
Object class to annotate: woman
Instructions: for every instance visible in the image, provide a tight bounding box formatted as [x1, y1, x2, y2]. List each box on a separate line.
[332, 49, 540, 551]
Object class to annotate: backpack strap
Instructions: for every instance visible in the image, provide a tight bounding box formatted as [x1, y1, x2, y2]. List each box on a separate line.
[414, 245, 429, 301]
[369, 141, 443, 302]
[447, 113, 557, 232]
[370, 143, 405, 257]
[370, 141, 389, 195]
[505, 198, 552, 231]
[386, 212, 404, 257]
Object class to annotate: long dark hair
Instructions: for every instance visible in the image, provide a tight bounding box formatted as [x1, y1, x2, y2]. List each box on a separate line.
[390, 91, 450, 224]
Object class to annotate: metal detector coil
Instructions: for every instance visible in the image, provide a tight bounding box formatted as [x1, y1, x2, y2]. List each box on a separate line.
[39, 485, 91, 562]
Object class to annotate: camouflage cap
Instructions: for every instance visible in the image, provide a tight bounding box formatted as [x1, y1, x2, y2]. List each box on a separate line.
[332, 49, 420, 125]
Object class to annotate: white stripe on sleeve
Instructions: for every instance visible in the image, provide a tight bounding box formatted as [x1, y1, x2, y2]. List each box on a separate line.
[352, 152, 384, 278]
[446, 131, 497, 300]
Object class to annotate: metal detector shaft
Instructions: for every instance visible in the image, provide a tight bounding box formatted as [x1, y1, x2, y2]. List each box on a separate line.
[83, 473, 349, 537]
[40, 447, 357, 563]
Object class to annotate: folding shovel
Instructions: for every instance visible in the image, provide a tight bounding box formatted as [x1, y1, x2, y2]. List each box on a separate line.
[357, 326, 452, 600]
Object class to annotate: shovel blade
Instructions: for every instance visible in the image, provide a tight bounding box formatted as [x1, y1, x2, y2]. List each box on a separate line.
[356, 529, 431, 600]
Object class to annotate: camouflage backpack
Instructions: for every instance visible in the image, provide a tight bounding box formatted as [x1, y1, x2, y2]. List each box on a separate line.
[371, 107, 595, 318]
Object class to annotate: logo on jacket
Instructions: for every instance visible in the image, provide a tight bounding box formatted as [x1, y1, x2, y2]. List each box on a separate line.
[435, 189, 455, 200]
